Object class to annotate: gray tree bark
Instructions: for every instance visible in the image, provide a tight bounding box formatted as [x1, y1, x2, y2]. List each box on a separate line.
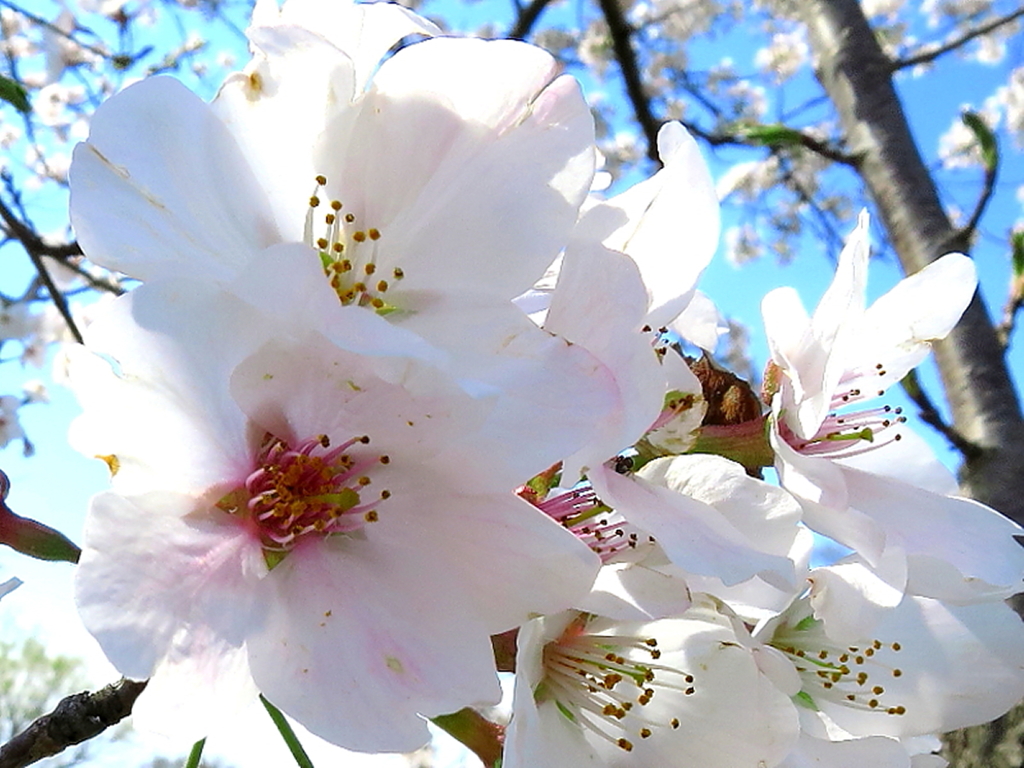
[800, 1, 1024, 764]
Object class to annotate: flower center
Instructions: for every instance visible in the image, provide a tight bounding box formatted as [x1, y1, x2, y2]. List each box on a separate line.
[769, 615, 906, 717]
[527, 485, 655, 563]
[770, 361, 908, 459]
[536, 613, 695, 752]
[216, 432, 391, 563]
[304, 175, 404, 313]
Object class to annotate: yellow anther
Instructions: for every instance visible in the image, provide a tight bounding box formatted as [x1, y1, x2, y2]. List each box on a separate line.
[376, 280, 388, 292]
[316, 238, 328, 249]
[315, 174, 327, 185]
[353, 231, 367, 242]
[364, 263, 376, 275]
[330, 200, 342, 211]
[368, 228, 381, 240]
[309, 195, 320, 207]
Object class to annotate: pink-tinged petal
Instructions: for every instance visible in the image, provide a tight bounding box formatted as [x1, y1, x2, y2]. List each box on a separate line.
[809, 550, 907, 640]
[545, 242, 664, 480]
[818, 597, 1024, 736]
[591, 463, 796, 588]
[213, 27, 357, 240]
[131, 641, 260, 743]
[247, 534, 503, 753]
[70, 77, 279, 281]
[75, 491, 265, 681]
[842, 466, 1024, 591]
[779, 733, 911, 768]
[317, 38, 595, 299]
[846, 253, 977, 391]
[68, 282, 270, 496]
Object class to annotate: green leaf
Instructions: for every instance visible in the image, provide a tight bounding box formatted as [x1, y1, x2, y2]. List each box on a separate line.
[261, 695, 315, 768]
[962, 111, 999, 173]
[1011, 230, 1024, 279]
[737, 123, 805, 148]
[0, 75, 30, 114]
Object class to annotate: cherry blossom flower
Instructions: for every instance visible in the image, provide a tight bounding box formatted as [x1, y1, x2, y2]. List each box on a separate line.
[504, 603, 799, 768]
[69, 280, 607, 752]
[69, 5, 596, 365]
[761, 212, 1024, 597]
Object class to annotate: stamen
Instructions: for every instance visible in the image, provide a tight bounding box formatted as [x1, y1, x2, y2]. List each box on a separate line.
[528, 485, 655, 563]
[537, 614, 696, 751]
[216, 432, 392, 561]
[303, 175, 405, 315]
[769, 614, 907, 717]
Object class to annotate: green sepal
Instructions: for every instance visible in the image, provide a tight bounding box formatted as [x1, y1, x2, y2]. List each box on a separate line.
[0, 504, 80, 563]
[431, 708, 505, 768]
[793, 690, 819, 710]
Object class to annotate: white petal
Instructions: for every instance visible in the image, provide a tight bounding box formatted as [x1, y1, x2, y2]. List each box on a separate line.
[809, 549, 908, 640]
[591, 463, 797, 588]
[545, 241, 664, 480]
[847, 253, 977, 391]
[318, 38, 595, 299]
[70, 77, 278, 281]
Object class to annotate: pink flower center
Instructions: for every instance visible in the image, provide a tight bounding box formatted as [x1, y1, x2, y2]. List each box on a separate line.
[305, 175, 404, 312]
[530, 485, 655, 563]
[217, 432, 391, 556]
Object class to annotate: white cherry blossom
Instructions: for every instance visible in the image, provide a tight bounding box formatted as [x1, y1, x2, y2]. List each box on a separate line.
[69, 280, 605, 752]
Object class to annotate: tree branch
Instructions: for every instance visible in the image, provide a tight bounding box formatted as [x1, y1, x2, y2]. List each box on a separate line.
[595, 0, 662, 165]
[892, 7, 1024, 71]
[0, 678, 147, 768]
[0, 196, 83, 344]
[507, 0, 553, 40]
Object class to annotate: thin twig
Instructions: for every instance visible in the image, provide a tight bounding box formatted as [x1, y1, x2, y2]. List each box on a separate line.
[680, 118, 858, 166]
[0, 196, 83, 343]
[507, 0, 554, 40]
[0, 0, 112, 61]
[892, 7, 1024, 70]
[959, 148, 998, 247]
[901, 369, 982, 459]
[596, 0, 662, 165]
[0, 679, 147, 768]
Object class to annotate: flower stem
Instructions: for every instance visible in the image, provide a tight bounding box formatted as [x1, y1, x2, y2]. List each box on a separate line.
[184, 738, 206, 768]
[261, 695, 315, 768]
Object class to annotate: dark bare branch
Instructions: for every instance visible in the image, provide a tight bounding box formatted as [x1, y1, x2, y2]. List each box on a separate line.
[507, 0, 554, 40]
[893, 7, 1024, 71]
[595, 0, 662, 165]
[0, 197, 83, 344]
[0, 678, 147, 768]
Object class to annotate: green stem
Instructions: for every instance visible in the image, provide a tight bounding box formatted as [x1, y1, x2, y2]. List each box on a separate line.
[260, 695, 315, 768]
[184, 738, 206, 768]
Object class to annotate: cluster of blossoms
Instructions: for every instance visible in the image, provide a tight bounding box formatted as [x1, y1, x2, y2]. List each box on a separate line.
[62, 0, 1024, 765]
